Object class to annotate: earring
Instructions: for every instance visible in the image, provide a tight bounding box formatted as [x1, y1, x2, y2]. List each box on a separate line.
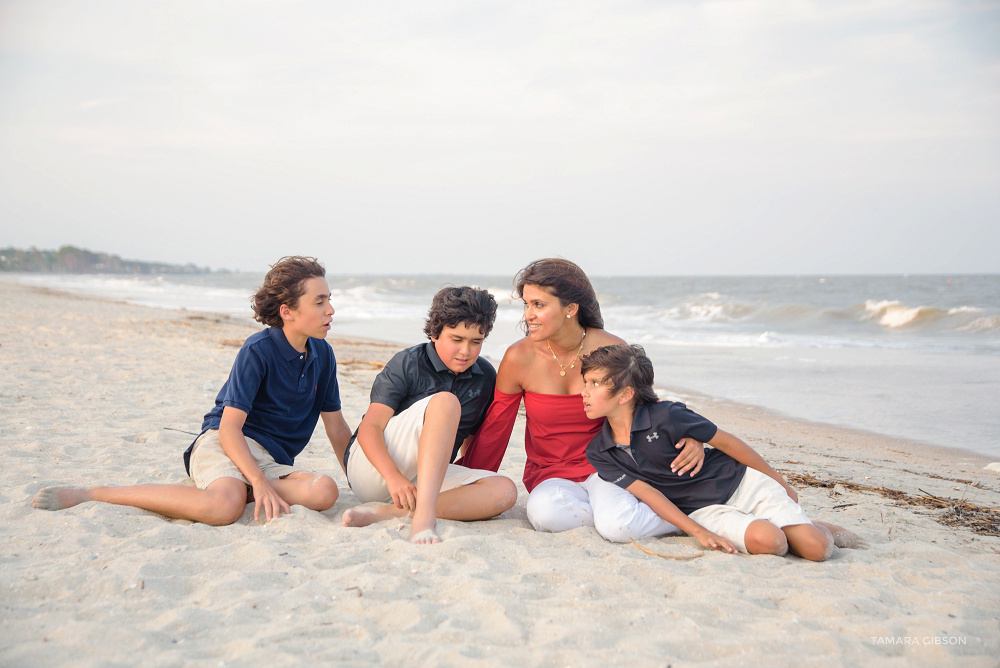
[566, 314, 571, 318]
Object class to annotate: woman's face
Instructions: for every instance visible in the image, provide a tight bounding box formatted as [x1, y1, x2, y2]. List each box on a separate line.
[522, 283, 573, 341]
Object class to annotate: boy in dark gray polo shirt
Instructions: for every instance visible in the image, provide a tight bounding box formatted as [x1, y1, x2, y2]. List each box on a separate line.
[342, 286, 517, 544]
[582, 344, 855, 561]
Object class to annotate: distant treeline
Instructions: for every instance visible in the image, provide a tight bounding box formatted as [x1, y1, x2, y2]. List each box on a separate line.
[0, 245, 212, 274]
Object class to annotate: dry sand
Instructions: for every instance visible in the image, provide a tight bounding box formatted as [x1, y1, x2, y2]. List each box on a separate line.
[2, 278, 999, 667]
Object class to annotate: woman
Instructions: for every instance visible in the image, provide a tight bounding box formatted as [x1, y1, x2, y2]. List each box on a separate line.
[457, 258, 704, 541]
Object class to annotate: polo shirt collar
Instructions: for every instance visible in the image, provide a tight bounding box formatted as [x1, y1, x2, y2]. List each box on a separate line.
[268, 327, 314, 362]
[596, 403, 652, 452]
[423, 341, 482, 377]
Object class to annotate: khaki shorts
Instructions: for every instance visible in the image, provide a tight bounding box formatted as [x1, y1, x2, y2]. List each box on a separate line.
[189, 430, 301, 489]
[688, 468, 813, 553]
[346, 394, 499, 503]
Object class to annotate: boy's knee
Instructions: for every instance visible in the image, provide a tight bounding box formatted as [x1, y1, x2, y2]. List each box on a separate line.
[301, 475, 339, 511]
[203, 488, 247, 526]
[789, 526, 833, 562]
[485, 476, 517, 514]
[744, 521, 788, 556]
[426, 392, 461, 418]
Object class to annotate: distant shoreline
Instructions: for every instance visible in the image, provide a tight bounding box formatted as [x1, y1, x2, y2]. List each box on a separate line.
[0, 245, 222, 275]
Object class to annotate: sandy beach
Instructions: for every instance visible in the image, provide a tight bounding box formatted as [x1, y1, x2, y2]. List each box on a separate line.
[2, 278, 999, 667]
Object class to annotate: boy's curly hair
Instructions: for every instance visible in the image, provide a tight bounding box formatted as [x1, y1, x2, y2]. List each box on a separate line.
[423, 286, 498, 340]
[580, 344, 659, 405]
[252, 256, 326, 328]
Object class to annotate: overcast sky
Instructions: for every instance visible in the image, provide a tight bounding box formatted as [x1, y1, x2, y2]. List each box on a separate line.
[1, 1, 998, 276]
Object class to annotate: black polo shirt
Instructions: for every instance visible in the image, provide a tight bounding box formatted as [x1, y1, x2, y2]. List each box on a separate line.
[585, 401, 746, 514]
[343, 342, 496, 468]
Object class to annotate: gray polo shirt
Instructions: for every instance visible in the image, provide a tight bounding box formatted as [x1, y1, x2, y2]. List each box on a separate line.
[585, 401, 746, 515]
[343, 342, 496, 468]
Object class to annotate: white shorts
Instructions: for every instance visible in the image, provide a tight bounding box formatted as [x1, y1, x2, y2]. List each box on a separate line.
[188, 429, 301, 489]
[688, 468, 813, 553]
[346, 394, 499, 503]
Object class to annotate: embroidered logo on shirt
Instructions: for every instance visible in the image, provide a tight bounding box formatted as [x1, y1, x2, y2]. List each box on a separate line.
[613, 474, 627, 484]
[646, 432, 659, 442]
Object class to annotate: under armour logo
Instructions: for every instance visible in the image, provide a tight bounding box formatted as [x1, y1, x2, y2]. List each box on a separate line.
[646, 432, 659, 442]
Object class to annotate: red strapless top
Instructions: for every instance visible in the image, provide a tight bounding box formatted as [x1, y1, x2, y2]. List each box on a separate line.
[457, 390, 604, 492]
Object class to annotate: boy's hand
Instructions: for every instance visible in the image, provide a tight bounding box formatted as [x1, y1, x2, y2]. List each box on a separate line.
[250, 477, 291, 523]
[672, 438, 705, 476]
[387, 472, 417, 511]
[693, 529, 739, 554]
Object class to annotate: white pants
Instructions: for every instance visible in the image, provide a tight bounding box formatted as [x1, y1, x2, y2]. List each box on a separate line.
[526, 473, 679, 543]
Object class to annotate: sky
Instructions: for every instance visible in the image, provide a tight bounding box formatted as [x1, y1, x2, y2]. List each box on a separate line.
[1, 0, 998, 276]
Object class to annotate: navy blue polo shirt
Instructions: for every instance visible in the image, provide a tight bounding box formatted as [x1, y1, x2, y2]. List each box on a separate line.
[344, 342, 496, 468]
[585, 401, 746, 515]
[184, 327, 342, 473]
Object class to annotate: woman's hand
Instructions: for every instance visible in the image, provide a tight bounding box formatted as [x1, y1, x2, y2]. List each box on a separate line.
[249, 476, 291, 523]
[672, 438, 706, 476]
[387, 472, 417, 511]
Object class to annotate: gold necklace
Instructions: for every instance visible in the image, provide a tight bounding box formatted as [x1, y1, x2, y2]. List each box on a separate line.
[546, 329, 587, 377]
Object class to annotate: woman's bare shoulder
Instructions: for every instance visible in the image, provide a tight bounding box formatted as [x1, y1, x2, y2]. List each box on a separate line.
[586, 328, 627, 347]
[496, 337, 535, 392]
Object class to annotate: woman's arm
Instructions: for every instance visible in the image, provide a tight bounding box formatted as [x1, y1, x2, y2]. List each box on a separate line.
[455, 345, 525, 471]
[707, 429, 798, 502]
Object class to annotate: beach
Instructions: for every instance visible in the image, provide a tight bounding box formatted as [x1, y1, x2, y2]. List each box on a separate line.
[2, 278, 999, 667]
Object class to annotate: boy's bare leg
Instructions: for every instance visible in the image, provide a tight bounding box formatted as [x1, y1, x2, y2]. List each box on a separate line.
[32, 477, 249, 526]
[783, 522, 834, 562]
[342, 476, 517, 527]
[409, 393, 462, 544]
[269, 472, 339, 511]
[813, 520, 866, 548]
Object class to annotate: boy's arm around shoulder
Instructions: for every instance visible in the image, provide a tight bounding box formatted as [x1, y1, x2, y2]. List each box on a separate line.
[625, 480, 737, 554]
[218, 405, 290, 522]
[707, 429, 798, 502]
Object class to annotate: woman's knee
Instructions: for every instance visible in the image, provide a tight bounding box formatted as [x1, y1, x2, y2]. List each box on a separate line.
[526, 485, 592, 533]
[744, 520, 788, 555]
[593, 503, 644, 543]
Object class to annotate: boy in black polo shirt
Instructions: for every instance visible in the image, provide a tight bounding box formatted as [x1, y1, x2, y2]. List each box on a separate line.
[33, 256, 353, 525]
[342, 286, 517, 544]
[581, 344, 850, 561]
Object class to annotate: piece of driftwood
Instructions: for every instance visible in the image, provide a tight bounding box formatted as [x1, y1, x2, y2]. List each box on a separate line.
[629, 537, 702, 560]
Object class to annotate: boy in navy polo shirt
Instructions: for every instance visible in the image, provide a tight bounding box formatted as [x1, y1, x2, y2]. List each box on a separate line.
[581, 344, 855, 561]
[341, 286, 517, 544]
[33, 256, 353, 525]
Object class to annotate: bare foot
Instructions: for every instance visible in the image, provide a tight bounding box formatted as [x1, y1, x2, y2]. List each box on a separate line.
[409, 510, 440, 544]
[342, 504, 407, 527]
[815, 521, 867, 549]
[32, 487, 92, 511]
[409, 527, 441, 544]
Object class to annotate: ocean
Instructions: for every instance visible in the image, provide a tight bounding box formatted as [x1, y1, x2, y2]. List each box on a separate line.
[13, 272, 1000, 458]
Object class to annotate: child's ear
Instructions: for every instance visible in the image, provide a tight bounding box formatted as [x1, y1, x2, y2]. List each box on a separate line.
[618, 387, 635, 404]
[279, 303, 294, 321]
